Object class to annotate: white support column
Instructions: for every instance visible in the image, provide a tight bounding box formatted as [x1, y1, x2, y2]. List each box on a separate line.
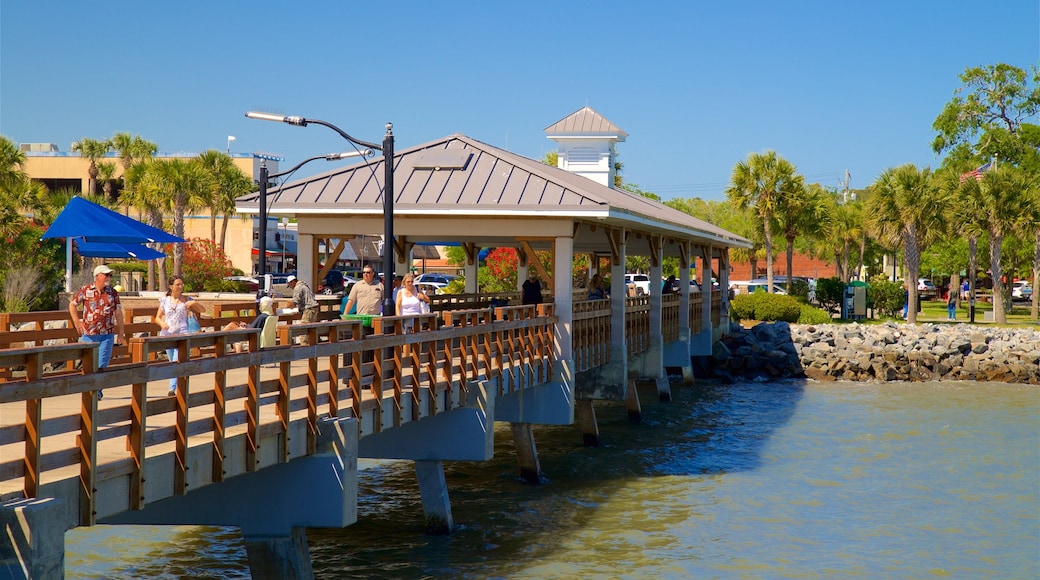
[464, 257, 478, 294]
[398, 241, 414, 276]
[415, 460, 454, 534]
[677, 245, 693, 384]
[297, 233, 315, 289]
[553, 235, 573, 362]
[645, 238, 670, 400]
[719, 248, 731, 333]
[702, 246, 714, 337]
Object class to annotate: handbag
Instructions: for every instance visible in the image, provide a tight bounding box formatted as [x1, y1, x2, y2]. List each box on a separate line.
[187, 313, 202, 334]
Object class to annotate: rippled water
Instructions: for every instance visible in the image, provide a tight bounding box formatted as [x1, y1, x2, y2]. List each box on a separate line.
[66, 380, 1039, 579]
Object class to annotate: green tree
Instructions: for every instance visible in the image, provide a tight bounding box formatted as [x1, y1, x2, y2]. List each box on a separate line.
[773, 181, 830, 292]
[71, 137, 112, 196]
[965, 165, 1034, 322]
[866, 164, 945, 324]
[726, 151, 803, 293]
[196, 150, 253, 249]
[932, 63, 1040, 168]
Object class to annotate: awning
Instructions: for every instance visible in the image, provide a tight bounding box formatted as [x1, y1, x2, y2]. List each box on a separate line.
[42, 196, 185, 243]
[76, 241, 166, 260]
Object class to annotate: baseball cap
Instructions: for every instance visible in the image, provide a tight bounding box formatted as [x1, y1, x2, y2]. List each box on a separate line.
[287, 275, 298, 284]
[93, 264, 114, 276]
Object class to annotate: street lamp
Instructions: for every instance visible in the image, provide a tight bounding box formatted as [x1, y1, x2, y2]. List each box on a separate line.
[246, 111, 396, 315]
[255, 150, 373, 298]
[280, 217, 288, 272]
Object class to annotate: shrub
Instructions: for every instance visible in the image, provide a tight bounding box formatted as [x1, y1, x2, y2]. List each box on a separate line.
[787, 279, 811, 303]
[730, 292, 802, 322]
[815, 277, 844, 313]
[868, 275, 905, 318]
[164, 238, 234, 292]
[797, 304, 833, 324]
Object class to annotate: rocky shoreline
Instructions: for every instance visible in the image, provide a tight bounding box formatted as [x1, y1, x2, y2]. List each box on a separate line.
[712, 321, 1040, 384]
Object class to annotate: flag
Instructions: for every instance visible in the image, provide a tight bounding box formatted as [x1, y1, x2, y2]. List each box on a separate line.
[959, 161, 991, 183]
[227, 135, 236, 142]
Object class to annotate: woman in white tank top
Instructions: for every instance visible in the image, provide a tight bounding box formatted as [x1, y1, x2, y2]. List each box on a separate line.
[395, 273, 429, 331]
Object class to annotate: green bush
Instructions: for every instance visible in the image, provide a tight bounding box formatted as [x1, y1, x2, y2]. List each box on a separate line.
[730, 292, 802, 322]
[815, 277, 844, 313]
[867, 275, 905, 318]
[787, 279, 811, 303]
[797, 304, 833, 324]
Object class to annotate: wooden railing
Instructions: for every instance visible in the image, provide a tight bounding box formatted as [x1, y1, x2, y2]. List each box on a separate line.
[690, 295, 704, 331]
[573, 299, 611, 372]
[0, 305, 555, 526]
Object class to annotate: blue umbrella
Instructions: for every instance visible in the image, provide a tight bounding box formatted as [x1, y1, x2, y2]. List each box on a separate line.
[75, 241, 167, 260]
[42, 196, 185, 244]
[42, 197, 185, 291]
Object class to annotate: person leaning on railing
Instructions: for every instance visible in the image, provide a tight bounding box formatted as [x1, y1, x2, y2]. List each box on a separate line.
[69, 264, 125, 400]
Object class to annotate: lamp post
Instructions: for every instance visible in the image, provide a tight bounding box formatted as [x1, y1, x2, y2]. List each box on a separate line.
[256, 150, 373, 298]
[280, 217, 288, 272]
[246, 111, 396, 315]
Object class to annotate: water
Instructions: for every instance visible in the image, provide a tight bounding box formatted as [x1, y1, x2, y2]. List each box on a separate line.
[66, 380, 1039, 579]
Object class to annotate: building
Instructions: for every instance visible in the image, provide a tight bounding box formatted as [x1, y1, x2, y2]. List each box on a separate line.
[18, 145, 280, 275]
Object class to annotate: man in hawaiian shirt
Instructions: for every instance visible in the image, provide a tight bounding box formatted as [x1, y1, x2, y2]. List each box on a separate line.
[69, 264, 125, 399]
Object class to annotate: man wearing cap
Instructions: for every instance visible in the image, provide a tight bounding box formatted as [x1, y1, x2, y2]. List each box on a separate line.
[286, 275, 319, 323]
[69, 264, 125, 399]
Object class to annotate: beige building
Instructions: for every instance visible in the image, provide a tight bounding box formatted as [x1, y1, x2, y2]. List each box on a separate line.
[19, 144, 280, 275]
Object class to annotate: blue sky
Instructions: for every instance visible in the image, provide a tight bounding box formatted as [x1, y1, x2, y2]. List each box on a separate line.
[1, 1, 1036, 200]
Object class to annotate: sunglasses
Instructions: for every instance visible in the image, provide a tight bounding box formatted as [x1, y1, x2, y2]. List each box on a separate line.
[363, 271, 374, 275]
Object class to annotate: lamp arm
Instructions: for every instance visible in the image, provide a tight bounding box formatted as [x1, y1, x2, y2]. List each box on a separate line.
[301, 118, 382, 151]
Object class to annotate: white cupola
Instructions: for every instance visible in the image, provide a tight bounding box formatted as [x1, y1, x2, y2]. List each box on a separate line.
[544, 106, 627, 188]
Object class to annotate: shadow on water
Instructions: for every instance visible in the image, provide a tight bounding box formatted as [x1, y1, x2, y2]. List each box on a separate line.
[308, 377, 805, 579]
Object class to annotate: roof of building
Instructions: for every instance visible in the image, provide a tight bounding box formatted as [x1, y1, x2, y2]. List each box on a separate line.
[236, 132, 748, 250]
[544, 106, 628, 139]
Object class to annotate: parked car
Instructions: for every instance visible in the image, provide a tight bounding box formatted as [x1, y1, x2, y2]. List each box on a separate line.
[730, 281, 787, 296]
[416, 281, 447, 296]
[1012, 281, 1034, 301]
[223, 275, 259, 293]
[318, 271, 358, 296]
[414, 273, 456, 286]
[624, 273, 651, 295]
[917, 278, 937, 300]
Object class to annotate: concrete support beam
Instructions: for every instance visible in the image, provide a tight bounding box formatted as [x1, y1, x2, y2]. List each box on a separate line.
[359, 380, 494, 461]
[243, 528, 314, 580]
[644, 239, 671, 402]
[676, 244, 694, 385]
[574, 399, 599, 447]
[495, 361, 573, 425]
[691, 245, 714, 356]
[624, 379, 642, 423]
[511, 423, 542, 484]
[414, 460, 453, 535]
[553, 235, 574, 362]
[0, 497, 66, 580]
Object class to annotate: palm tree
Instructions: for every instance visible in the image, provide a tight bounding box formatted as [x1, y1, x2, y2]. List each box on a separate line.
[965, 165, 1033, 323]
[196, 150, 253, 249]
[0, 136, 26, 194]
[726, 151, 803, 292]
[866, 164, 945, 324]
[773, 181, 830, 292]
[71, 138, 112, 195]
[121, 160, 172, 290]
[155, 159, 212, 276]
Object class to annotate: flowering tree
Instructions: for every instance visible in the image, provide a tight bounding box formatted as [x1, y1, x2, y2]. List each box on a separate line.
[165, 237, 233, 291]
